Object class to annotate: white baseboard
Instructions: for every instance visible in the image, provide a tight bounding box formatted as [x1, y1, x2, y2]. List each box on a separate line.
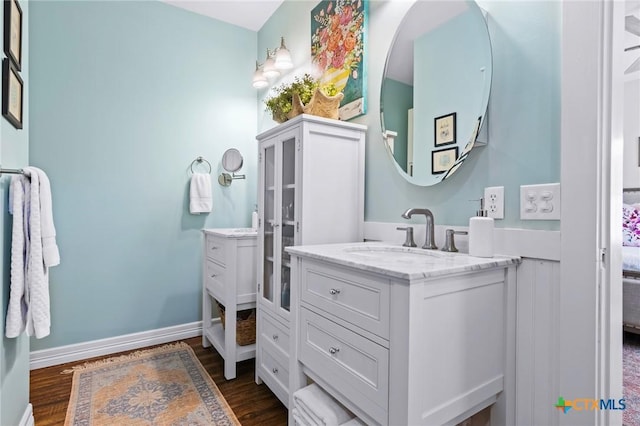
[20, 403, 34, 426]
[364, 221, 561, 261]
[30, 321, 203, 370]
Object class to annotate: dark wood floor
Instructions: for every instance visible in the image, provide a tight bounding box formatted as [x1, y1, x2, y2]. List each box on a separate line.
[29, 336, 288, 426]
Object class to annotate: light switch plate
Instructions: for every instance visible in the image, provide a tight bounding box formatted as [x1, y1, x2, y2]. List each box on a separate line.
[484, 186, 504, 219]
[520, 183, 561, 220]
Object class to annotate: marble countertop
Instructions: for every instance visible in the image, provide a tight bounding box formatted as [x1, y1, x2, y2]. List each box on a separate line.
[202, 228, 257, 238]
[286, 242, 521, 281]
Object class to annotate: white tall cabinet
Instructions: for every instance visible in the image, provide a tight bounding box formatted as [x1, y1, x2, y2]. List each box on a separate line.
[255, 114, 366, 407]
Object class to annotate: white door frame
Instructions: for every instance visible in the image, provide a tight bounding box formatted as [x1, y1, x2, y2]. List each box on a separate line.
[560, 1, 624, 425]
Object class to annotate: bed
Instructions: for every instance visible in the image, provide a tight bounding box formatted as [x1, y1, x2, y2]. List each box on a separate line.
[623, 188, 640, 332]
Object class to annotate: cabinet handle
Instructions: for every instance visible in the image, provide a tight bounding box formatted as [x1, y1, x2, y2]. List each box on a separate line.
[272, 367, 278, 374]
[211, 246, 219, 250]
[329, 347, 340, 355]
[329, 288, 341, 295]
[210, 274, 217, 278]
[272, 334, 279, 341]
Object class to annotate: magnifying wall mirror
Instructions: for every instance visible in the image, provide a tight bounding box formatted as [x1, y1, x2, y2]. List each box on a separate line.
[381, 0, 492, 186]
[218, 148, 246, 187]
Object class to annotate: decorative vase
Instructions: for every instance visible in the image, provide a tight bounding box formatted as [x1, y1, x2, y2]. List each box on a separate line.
[272, 110, 288, 124]
[292, 88, 344, 121]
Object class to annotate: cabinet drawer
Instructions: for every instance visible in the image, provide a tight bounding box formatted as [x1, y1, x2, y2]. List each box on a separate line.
[205, 235, 225, 265]
[258, 342, 290, 408]
[299, 307, 389, 412]
[301, 261, 390, 339]
[204, 260, 225, 301]
[260, 311, 290, 359]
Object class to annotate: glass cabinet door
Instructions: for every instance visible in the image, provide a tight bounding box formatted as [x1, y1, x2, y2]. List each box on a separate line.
[279, 137, 296, 313]
[262, 144, 276, 304]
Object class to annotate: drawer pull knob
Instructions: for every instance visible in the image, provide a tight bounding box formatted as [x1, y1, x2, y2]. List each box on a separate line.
[272, 334, 279, 341]
[329, 347, 340, 355]
[211, 246, 219, 250]
[329, 288, 341, 295]
[272, 367, 278, 374]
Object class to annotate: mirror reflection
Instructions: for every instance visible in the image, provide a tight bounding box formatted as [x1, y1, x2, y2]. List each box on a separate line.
[381, 0, 492, 186]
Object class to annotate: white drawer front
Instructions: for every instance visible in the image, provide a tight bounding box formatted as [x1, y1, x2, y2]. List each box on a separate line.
[204, 260, 225, 301]
[206, 235, 225, 265]
[260, 311, 290, 359]
[258, 343, 290, 407]
[301, 261, 390, 339]
[299, 307, 389, 412]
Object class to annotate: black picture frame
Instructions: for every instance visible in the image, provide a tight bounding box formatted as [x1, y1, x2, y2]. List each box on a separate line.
[2, 58, 23, 129]
[434, 112, 456, 147]
[432, 146, 458, 174]
[3, 0, 22, 70]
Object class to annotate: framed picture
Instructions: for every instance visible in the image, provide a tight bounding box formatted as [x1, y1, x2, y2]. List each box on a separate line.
[311, 0, 368, 121]
[434, 112, 456, 147]
[3, 58, 23, 129]
[3, 0, 22, 70]
[432, 146, 458, 174]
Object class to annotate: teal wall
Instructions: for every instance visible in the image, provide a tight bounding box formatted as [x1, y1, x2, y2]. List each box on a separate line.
[259, 0, 560, 230]
[1, 0, 30, 423]
[29, 1, 258, 350]
[381, 78, 412, 172]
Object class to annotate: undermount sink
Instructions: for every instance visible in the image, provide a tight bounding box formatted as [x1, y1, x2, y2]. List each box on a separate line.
[342, 245, 451, 261]
[229, 228, 255, 232]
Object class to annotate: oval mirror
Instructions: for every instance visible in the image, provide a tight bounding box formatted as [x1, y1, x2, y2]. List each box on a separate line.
[381, 0, 492, 186]
[221, 148, 243, 173]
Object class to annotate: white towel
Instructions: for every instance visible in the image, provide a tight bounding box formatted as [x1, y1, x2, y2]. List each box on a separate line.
[189, 173, 212, 214]
[6, 175, 28, 338]
[23, 167, 51, 338]
[293, 384, 353, 426]
[6, 167, 60, 339]
[292, 407, 313, 426]
[32, 167, 60, 267]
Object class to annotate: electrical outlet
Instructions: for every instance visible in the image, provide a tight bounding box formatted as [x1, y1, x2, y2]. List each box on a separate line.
[520, 183, 561, 220]
[484, 186, 504, 219]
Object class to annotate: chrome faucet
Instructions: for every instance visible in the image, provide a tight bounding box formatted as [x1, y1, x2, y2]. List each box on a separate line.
[401, 208, 437, 250]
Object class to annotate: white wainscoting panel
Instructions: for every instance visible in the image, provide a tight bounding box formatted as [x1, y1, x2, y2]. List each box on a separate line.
[30, 321, 204, 370]
[516, 258, 561, 426]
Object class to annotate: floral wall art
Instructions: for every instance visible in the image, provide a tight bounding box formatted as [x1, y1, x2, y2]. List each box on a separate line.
[311, 0, 367, 121]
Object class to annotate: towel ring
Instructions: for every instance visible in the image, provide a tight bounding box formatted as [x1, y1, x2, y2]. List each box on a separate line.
[190, 156, 212, 174]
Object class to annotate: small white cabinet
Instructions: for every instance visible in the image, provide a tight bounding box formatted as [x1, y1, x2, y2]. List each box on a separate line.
[255, 114, 366, 407]
[202, 228, 257, 380]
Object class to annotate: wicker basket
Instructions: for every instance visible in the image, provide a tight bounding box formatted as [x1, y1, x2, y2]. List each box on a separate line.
[216, 300, 256, 346]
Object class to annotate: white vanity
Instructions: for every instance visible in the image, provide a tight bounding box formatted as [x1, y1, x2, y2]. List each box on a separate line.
[287, 243, 520, 426]
[201, 228, 257, 380]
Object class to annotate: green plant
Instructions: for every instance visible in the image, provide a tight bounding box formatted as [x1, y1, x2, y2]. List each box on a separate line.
[264, 74, 338, 122]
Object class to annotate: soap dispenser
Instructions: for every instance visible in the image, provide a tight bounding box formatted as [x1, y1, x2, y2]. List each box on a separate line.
[251, 204, 258, 230]
[468, 198, 494, 257]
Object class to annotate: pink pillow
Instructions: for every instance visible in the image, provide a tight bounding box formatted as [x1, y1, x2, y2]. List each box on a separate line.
[623, 204, 640, 247]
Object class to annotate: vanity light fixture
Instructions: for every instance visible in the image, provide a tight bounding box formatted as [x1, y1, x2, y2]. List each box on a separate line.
[252, 61, 268, 89]
[252, 37, 293, 89]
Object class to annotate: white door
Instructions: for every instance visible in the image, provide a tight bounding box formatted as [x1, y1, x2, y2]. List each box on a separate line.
[560, 2, 624, 425]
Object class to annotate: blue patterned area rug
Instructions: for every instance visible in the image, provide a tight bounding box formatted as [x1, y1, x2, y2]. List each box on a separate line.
[63, 342, 240, 426]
